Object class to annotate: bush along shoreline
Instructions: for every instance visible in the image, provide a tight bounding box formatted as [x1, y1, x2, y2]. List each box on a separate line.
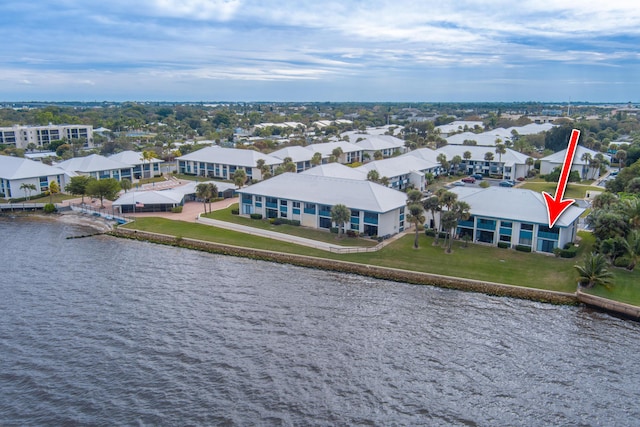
[109, 228, 577, 305]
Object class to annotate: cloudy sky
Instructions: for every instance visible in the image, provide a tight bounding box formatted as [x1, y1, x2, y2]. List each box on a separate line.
[1, 0, 639, 102]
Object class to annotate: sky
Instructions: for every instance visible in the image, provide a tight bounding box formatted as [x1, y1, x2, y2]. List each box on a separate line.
[1, 0, 639, 103]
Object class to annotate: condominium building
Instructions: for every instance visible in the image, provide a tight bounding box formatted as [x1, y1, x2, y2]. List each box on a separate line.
[0, 124, 94, 150]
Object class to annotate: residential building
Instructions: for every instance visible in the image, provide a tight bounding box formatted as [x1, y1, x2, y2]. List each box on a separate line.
[176, 146, 282, 181]
[301, 163, 367, 180]
[269, 146, 315, 172]
[237, 173, 408, 237]
[109, 150, 165, 179]
[356, 156, 438, 191]
[434, 145, 530, 180]
[448, 186, 584, 254]
[540, 145, 608, 180]
[303, 141, 363, 164]
[0, 155, 68, 199]
[0, 124, 94, 150]
[55, 154, 134, 182]
[352, 135, 407, 160]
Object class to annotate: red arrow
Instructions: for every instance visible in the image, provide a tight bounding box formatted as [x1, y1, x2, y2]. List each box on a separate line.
[542, 129, 581, 228]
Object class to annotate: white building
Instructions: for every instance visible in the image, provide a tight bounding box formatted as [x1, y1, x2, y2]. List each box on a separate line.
[55, 154, 134, 182]
[303, 141, 363, 164]
[353, 135, 407, 160]
[301, 163, 368, 180]
[109, 150, 165, 179]
[269, 146, 315, 172]
[0, 155, 68, 199]
[434, 145, 531, 180]
[357, 156, 438, 191]
[237, 173, 408, 237]
[176, 146, 282, 181]
[0, 124, 94, 150]
[540, 145, 608, 180]
[449, 186, 584, 254]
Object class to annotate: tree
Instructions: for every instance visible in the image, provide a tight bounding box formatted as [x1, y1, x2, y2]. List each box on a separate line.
[373, 150, 383, 160]
[526, 157, 534, 176]
[330, 204, 351, 237]
[484, 152, 494, 162]
[207, 183, 218, 212]
[366, 169, 380, 183]
[422, 195, 441, 234]
[332, 147, 344, 163]
[233, 168, 247, 188]
[451, 155, 462, 173]
[440, 210, 457, 253]
[574, 252, 614, 289]
[120, 178, 132, 193]
[495, 144, 506, 178]
[463, 151, 472, 162]
[311, 152, 322, 166]
[48, 180, 60, 204]
[622, 230, 640, 271]
[443, 201, 471, 253]
[437, 153, 448, 175]
[20, 183, 37, 201]
[86, 178, 120, 208]
[140, 150, 158, 178]
[196, 182, 212, 213]
[65, 175, 93, 202]
[616, 149, 627, 171]
[407, 203, 425, 249]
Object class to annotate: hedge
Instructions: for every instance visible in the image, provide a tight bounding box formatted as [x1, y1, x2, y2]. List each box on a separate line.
[515, 245, 532, 252]
[497, 241, 510, 249]
[250, 213, 262, 220]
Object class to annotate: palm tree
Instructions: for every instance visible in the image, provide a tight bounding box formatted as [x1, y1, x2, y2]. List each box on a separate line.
[581, 152, 592, 179]
[436, 153, 448, 175]
[373, 150, 383, 160]
[622, 230, 640, 271]
[574, 252, 614, 289]
[140, 150, 158, 179]
[206, 182, 218, 212]
[196, 183, 212, 213]
[422, 195, 441, 234]
[484, 152, 494, 162]
[495, 144, 506, 178]
[615, 149, 627, 171]
[463, 150, 472, 173]
[440, 210, 457, 253]
[380, 176, 390, 187]
[407, 203, 425, 249]
[48, 180, 59, 204]
[444, 200, 470, 253]
[311, 152, 322, 166]
[20, 183, 37, 201]
[526, 157, 534, 177]
[330, 204, 351, 237]
[451, 155, 462, 173]
[233, 168, 247, 188]
[366, 169, 380, 183]
[332, 147, 344, 163]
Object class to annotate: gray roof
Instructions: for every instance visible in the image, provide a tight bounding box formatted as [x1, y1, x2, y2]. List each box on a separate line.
[353, 135, 406, 151]
[301, 163, 367, 180]
[109, 150, 164, 165]
[435, 145, 529, 166]
[401, 147, 441, 164]
[357, 156, 437, 178]
[238, 173, 407, 213]
[303, 141, 362, 156]
[540, 145, 608, 166]
[450, 186, 584, 227]
[177, 146, 282, 166]
[55, 154, 131, 173]
[0, 155, 65, 180]
[269, 146, 314, 163]
[112, 189, 185, 206]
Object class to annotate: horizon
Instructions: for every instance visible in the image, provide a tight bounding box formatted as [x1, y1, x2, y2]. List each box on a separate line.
[2, 1, 639, 103]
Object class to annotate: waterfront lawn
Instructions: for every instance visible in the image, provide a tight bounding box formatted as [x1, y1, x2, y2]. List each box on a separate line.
[202, 204, 378, 247]
[518, 182, 603, 199]
[123, 217, 587, 293]
[582, 269, 640, 306]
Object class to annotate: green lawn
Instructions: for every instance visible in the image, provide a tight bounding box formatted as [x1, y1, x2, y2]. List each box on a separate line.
[202, 204, 378, 247]
[121, 218, 614, 294]
[518, 182, 604, 199]
[582, 269, 640, 306]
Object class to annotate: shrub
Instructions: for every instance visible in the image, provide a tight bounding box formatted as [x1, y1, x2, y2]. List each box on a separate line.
[479, 181, 490, 188]
[614, 257, 631, 268]
[515, 245, 532, 252]
[425, 229, 436, 237]
[171, 206, 183, 213]
[559, 245, 578, 258]
[231, 208, 239, 215]
[346, 230, 357, 238]
[330, 227, 339, 234]
[250, 213, 262, 220]
[497, 241, 510, 249]
[43, 203, 56, 214]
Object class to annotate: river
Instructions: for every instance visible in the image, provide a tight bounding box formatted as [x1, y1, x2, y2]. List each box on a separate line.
[1, 215, 639, 426]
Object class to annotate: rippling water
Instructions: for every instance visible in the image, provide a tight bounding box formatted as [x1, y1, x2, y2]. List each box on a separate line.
[1, 215, 640, 426]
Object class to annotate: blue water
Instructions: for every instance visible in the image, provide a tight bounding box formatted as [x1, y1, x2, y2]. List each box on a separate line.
[1, 216, 640, 426]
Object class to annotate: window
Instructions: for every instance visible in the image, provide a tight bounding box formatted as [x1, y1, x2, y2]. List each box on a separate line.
[521, 223, 534, 231]
[255, 196, 262, 202]
[293, 201, 300, 208]
[501, 221, 512, 228]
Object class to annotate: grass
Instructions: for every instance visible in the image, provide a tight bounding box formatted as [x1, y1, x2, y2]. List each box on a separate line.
[584, 269, 640, 306]
[518, 182, 604, 199]
[122, 218, 604, 294]
[202, 204, 378, 247]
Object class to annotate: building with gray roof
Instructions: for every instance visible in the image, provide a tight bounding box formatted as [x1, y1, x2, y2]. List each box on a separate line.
[353, 135, 407, 159]
[269, 146, 315, 172]
[237, 173, 408, 237]
[109, 150, 165, 179]
[448, 186, 584, 253]
[433, 145, 531, 180]
[301, 163, 367, 180]
[177, 146, 282, 181]
[55, 154, 134, 182]
[0, 155, 68, 199]
[539, 145, 608, 180]
[356, 155, 439, 191]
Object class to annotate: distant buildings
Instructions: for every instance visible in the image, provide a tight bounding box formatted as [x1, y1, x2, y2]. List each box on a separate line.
[0, 155, 68, 199]
[0, 124, 94, 150]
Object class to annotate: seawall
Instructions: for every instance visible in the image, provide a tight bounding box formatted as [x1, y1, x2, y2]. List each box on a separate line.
[109, 228, 578, 305]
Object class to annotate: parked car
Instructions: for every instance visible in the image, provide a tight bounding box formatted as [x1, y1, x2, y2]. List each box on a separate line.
[453, 181, 465, 186]
[472, 173, 484, 180]
[461, 176, 476, 183]
[499, 180, 516, 187]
